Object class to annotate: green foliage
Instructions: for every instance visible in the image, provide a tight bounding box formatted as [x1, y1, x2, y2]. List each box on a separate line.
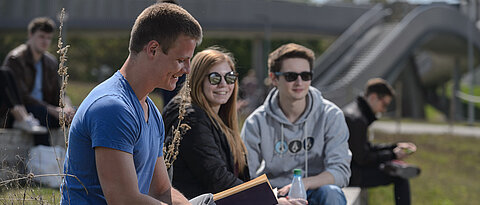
[0, 31, 26, 61]
[0, 31, 328, 84]
[368, 132, 480, 204]
[438, 81, 480, 109]
[66, 81, 163, 109]
[66, 32, 129, 82]
[460, 83, 480, 97]
[424, 104, 446, 123]
[66, 81, 97, 106]
[197, 38, 253, 79]
[0, 31, 129, 82]
[271, 39, 326, 57]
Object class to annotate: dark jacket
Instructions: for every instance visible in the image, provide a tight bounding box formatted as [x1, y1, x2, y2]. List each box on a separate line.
[2, 44, 60, 108]
[163, 97, 250, 199]
[342, 96, 397, 186]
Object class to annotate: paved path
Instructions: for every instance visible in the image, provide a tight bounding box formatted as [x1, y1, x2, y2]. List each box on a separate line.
[371, 121, 480, 138]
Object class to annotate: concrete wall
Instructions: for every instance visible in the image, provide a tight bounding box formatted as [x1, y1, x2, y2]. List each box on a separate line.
[0, 129, 66, 180]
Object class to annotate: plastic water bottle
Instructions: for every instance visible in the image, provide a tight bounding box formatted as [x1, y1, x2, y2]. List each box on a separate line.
[288, 169, 307, 200]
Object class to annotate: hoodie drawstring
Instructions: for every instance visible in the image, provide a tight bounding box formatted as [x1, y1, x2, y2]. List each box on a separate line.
[304, 121, 308, 178]
[281, 124, 285, 156]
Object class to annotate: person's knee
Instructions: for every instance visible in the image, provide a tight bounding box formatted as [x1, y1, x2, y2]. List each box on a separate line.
[307, 185, 346, 205]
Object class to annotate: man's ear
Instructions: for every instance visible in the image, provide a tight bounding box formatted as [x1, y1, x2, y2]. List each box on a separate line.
[145, 40, 160, 57]
[269, 72, 278, 87]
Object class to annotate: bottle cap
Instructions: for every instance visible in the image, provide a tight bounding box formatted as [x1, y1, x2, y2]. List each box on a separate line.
[293, 169, 302, 176]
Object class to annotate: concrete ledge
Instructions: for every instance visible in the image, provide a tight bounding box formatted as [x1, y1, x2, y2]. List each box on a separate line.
[0, 128, 66, 180]
[343, 187, 367, 205]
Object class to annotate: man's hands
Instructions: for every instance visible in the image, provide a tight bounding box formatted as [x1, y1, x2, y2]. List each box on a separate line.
[393, 142, 417, 159]
[278, 184, 292, 196]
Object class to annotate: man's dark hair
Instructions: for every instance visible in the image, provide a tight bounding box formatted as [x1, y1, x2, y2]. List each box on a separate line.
[28, 17, 55, 35]
[268, 43, 315, 73]
[364, 78, 395, 98]
[129, 3, 202, 55]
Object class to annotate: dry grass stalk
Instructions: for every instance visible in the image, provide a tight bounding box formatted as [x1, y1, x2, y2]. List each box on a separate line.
[55, 8, 77, 204]
[57, 8, 70, 149]
[163, 79, 191, 169]
[0, 172, 87, 204]
[0, 173, 86, 192]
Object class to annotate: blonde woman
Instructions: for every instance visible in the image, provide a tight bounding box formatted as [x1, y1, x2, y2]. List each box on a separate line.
[163, 47, 249, 199]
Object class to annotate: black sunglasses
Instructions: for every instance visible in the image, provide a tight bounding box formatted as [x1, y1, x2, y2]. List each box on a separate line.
[208, 71, 238, 85]
[274, 71, 312, 82]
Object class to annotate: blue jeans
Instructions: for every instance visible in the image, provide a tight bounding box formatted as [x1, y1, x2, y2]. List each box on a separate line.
[307, 185, 346, 205]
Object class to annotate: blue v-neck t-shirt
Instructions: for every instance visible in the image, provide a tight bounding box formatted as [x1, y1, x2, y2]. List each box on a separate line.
[61, 71, 165, 204]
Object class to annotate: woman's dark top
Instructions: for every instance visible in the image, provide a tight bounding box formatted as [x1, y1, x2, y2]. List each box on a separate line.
[163, 97, 250, 199]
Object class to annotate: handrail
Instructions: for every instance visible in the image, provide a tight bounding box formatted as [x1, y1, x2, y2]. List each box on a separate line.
[456, 91, 480, 104]
[312, 4, 390, 85]
[318, 4, 480, 107]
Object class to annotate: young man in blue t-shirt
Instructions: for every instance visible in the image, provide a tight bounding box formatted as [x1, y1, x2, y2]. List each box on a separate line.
[61, 3, 203, 204]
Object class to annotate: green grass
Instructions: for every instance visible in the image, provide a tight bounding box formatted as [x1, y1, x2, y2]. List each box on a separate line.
[66, 81, 97, 106]
[0, 185, 60, 204]
[3, 132, 478, 204]
[368, 132, 480, 205]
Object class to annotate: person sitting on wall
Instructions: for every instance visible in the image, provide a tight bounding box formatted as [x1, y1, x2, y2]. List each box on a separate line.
[343, 78, 420, 205]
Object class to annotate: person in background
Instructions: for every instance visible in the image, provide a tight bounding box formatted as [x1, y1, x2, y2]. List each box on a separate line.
[163, 47, 250, 199]
[237, 69, 263, 117]
[343, 78, 419, 205]
[242, 43, 351, 205]
[160, 74, 186, 107]
[2, 17, 75, 145]
[0, 66, 47, 134]
[61, 3, 203, 204]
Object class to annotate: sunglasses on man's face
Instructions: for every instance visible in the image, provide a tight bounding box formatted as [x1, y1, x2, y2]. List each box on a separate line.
[274, 71, 313, 82]
[208, 71, 238, 85]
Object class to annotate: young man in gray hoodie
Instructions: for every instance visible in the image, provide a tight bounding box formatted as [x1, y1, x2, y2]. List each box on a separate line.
[241, 43, 351, 205]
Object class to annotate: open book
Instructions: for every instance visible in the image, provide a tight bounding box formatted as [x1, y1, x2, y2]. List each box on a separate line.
[213, 174, 278, 205]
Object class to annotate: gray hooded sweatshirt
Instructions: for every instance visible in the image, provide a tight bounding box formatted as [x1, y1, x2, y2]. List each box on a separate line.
[241, 86, 351, 188]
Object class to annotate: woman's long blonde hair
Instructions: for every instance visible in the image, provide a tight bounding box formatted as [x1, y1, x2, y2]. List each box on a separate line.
[179, 46, 247, 173]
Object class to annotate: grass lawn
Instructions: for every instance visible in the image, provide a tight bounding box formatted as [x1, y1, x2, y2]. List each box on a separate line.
[2, 132, 478, 204]
[0, 185, 60, 204]
[368, 132, 480, 205]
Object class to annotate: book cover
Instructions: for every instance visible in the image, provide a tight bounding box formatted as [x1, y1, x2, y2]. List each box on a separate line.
[213, 174, 278, 205]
